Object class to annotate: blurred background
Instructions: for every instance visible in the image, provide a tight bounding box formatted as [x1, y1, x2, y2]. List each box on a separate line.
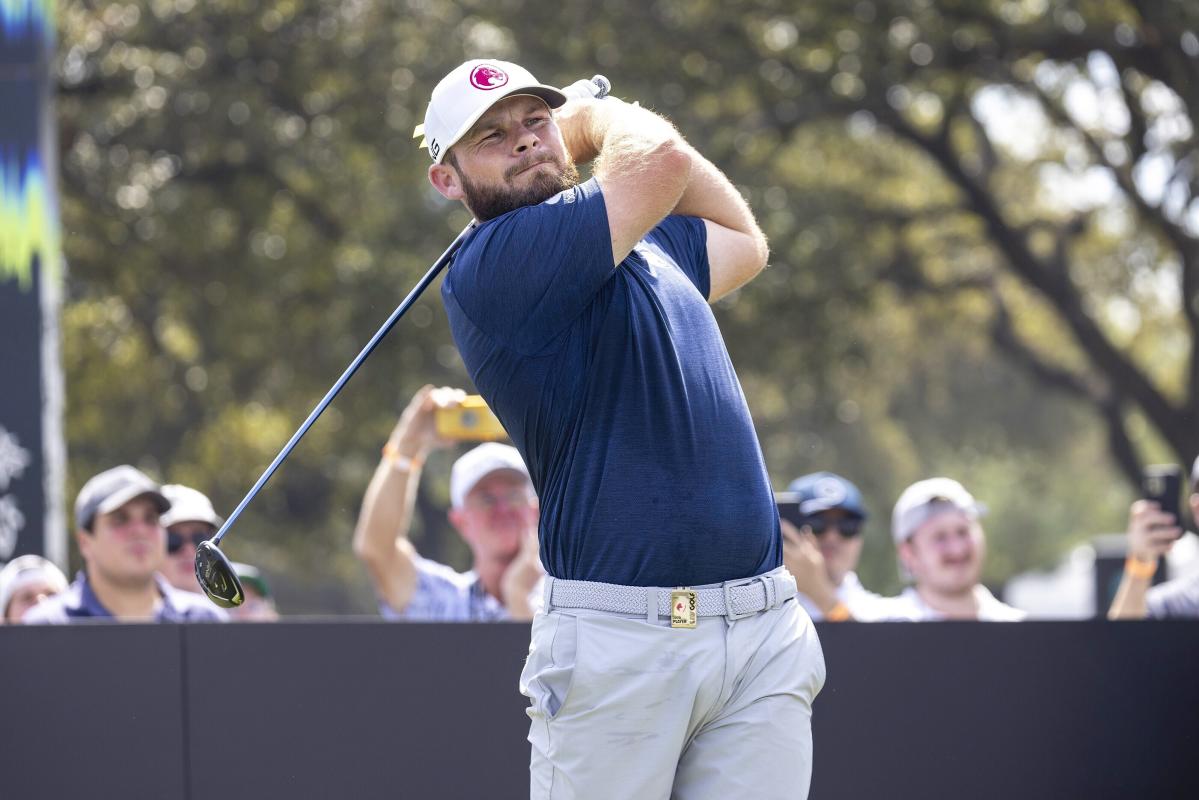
[4, 0, 1197, 614]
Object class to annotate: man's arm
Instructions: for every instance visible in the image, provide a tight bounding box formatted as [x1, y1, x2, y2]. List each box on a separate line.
[556, 99, 768, 301]
[352, 386, 463, 614]
[782, 520, 853, 621]
[556, 98, 691, 265]
[1108, 500, 1179, 619]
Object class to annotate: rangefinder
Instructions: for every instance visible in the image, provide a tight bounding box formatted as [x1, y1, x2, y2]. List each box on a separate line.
[435, 396, 508, 441]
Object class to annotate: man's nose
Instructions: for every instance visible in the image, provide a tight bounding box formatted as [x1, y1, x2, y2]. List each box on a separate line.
[514, 129, 540, 153]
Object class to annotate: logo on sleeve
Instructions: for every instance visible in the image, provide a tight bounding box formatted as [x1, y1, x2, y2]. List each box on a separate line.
[470, 64, 509, 90]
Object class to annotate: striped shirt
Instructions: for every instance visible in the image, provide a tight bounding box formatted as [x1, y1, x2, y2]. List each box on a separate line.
[379, 555, 509, 622]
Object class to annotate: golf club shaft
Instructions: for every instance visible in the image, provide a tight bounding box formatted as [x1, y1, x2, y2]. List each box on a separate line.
[211, 221, 477, 546]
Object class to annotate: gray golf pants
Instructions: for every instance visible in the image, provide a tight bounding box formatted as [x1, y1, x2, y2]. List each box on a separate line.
[521, 573, 826, 799]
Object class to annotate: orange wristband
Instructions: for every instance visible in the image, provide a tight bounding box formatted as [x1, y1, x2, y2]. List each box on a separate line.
[382, 442, 424, 472]
[825, 602, 851, 622]
[1125, 556, 1158, 580]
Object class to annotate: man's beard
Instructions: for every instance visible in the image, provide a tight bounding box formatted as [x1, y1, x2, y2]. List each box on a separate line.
[458, 155, 582, 222]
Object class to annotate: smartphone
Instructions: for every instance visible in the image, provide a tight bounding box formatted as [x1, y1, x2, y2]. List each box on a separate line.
[774, 491, 805, 529]
[1143, 464, 1182, 531]
[435, 395, 508, 441]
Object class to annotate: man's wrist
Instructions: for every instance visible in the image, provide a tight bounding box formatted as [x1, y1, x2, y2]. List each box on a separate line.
[1125, 554, 1158, 580]
[825, 602, 851, 622]
[382, 441, 425, 472]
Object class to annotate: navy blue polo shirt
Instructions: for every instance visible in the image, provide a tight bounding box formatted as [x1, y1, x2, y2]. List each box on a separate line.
[22, 571, 227, 623]
[441, 178, 779, 587]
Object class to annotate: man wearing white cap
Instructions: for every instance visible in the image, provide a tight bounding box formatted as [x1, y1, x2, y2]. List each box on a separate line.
[879, 477, 1024, 621]
[160, 484, 224, 595]
[23, 465, 225, 623]
[422, 58, 821, 800]
[354, 385, 542, 621]
[0, 555, 68, 623]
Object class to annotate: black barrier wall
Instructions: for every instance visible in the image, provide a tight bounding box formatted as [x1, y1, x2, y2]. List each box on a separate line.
[2, 622, 1197, 800]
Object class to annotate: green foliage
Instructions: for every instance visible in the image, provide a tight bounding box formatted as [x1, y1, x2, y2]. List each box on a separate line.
[55, 0, 1196, 611]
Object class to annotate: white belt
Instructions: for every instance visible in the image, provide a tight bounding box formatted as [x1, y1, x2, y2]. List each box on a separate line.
[543, 567, 797, 622]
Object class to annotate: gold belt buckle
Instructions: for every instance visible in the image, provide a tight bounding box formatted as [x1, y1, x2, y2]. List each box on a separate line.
[670, 588, 697, 629]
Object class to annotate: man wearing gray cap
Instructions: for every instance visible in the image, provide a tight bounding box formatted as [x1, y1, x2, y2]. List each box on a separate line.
[1109, 456, 1199, 619]
[878, 477, 1024, 621]
[353, 385, 543, 621]
[160, 483, 224, 595]
[23, 465, 226, 623]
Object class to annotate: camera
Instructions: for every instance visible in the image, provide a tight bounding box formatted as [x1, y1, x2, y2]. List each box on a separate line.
[435, 396, 508, 441]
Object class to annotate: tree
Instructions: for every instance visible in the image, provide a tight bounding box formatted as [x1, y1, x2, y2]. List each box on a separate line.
[54, 0, 1192, 608]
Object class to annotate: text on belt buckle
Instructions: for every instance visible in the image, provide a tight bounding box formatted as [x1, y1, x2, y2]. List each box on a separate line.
[670, 589, 697, 629]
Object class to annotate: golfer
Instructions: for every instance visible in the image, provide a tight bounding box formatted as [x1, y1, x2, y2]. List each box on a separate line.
[421, 59, 825, 799]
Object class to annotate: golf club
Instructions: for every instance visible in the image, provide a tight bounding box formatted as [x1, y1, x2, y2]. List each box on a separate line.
[196, 74, 613, 607]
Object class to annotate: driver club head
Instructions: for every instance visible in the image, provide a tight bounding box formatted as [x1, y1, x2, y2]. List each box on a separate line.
[195, 540, 245, 608]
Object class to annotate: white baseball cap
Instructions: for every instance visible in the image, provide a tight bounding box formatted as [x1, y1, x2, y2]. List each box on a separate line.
[415, 59, 567, 164]
[450, 443, 531, 509]
[891, 477, 986, 544]
[160, 484, 224, 529]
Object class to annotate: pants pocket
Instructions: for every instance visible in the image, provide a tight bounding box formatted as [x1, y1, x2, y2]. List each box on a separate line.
[520, 612, 581, 721]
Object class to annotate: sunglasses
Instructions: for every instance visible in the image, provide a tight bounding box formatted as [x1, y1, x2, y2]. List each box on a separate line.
[167, 529, 211, 554]
[805, 516, 864, 538]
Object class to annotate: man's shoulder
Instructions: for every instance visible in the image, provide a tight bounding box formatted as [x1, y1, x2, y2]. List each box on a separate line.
[871, 588, 926, 621]
[159, 580, 228, 621]
[1146, 573, 1199, 619]
[457, 180, 605, 258]
[974, 585, 1026, 621]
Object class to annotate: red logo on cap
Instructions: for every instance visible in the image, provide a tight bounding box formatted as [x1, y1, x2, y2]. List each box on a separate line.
[470, 65, 509, 90]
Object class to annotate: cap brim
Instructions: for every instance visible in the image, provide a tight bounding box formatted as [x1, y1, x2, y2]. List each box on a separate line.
[437, 85, 568, 164]
[162, 510, 224, 528]
[97, 486, 171, 519]
[799, 498, 866, 519]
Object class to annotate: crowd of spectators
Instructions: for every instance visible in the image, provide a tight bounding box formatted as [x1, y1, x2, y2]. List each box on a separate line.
[2, 385, 1195, 624]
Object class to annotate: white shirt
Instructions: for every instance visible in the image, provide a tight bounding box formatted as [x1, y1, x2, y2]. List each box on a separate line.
[875, 585, 1026, 621]
[798, 571, 889, 622]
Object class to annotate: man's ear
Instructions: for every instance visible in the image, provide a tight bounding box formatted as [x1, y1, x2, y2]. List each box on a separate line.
[76, 528, 93, 560]
[897, 541, 915, 573]
[429, 162, 465, 201]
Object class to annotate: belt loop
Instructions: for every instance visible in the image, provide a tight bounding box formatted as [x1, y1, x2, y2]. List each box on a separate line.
[762, 575, 777, 610]
[543, 576, 556, 614]
[646, 588, 658, 623]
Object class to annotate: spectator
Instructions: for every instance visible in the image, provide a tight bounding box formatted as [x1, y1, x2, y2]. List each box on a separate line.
[23, 465, 226, 623]
[878, 477, 1025, 621]
[353, 386, 542, 621]
[782, 472, 886, 621]
[1109, 456, 1199, 619]
[228, 562, 279, 621]
[0, 555, 68, 623]
[159, 483, 223, 594]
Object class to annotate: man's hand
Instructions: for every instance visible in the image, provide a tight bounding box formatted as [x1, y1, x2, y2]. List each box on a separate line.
[386, 385, 466, 463]
[553, 98, 605, 165]
[501, 529, 544, 621]
[1126, 499, 1181, 563]
[781, 520, 839, 615]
